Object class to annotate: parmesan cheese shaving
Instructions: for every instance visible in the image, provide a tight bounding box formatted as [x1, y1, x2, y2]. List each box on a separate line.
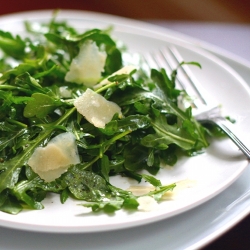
[65, 40, 106, 86]
[137, 196, 158, 212]
[74, 88, 121, 128]
[27, 132, 80, 182]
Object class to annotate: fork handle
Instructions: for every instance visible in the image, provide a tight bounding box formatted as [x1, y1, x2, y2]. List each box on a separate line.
[212, 118, 250, 159]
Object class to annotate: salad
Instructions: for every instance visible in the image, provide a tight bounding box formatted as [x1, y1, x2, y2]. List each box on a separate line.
[0, 12, 211, 215]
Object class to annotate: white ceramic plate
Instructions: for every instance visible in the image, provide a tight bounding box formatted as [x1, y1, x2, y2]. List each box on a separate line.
[0, 10, 250, 234]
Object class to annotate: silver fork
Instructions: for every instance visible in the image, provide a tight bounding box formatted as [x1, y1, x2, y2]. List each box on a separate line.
[143, 46, 250, 159]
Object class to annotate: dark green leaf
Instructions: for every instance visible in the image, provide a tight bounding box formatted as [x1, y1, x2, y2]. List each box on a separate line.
[141, 174, 162, 187]
[147, 183, 176, 201]
[100, 154, 110, 182]
[23, 93, 61, 118]
[0, 195, 23, 214]
[0, 31, 26, 59]
[63, 166, 109, 201]
[123, 144, 148, 172]
[150, 115, 196, 150]
[101, 115, 151, 136]
[83, 198, 124, 213]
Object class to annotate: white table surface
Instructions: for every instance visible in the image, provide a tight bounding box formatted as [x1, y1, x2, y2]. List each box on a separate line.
[150, 21, 250, 62]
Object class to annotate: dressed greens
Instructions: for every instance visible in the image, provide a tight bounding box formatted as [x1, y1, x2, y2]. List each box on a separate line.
[0, 13, 210, 215]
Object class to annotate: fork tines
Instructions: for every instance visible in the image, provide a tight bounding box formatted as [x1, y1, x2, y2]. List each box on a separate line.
[143, 46, 212, 108]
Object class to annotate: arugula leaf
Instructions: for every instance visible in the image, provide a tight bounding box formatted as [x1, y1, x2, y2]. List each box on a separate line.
[12, 176, 51, 210]
[144, 114, 196, 150]
[151, 68, 179, 101]
[101, 114, 151, 136]
[147, 183, 176, 201]
[0, 190, 23, 214]
[141, 173, 162, 186]
[63, 166, 110, 201]
[123, 144, 149, 172]
[23, 93, 62, 118]
[0, 31, 26, 59]
[84, 198, 125, 213]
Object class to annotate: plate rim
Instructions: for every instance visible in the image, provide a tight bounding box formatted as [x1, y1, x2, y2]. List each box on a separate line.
[0, 9, 249, 236]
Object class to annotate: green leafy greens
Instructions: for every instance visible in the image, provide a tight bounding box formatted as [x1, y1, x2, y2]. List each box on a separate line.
[0, 13, 210, 215]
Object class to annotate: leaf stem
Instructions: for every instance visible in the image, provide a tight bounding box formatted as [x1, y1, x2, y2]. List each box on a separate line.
[6, 118, 27, 128]
[81, 130, 132, 170]
[0, 85, 32, 94]
[151, 121, 195, 145]
[95, 81, 117, 93]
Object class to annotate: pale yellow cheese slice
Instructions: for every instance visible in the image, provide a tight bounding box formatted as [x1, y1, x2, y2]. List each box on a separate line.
[27, 132, 80, 182]
[65, 40, 107, 87]
[74, 88, 121, 128]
